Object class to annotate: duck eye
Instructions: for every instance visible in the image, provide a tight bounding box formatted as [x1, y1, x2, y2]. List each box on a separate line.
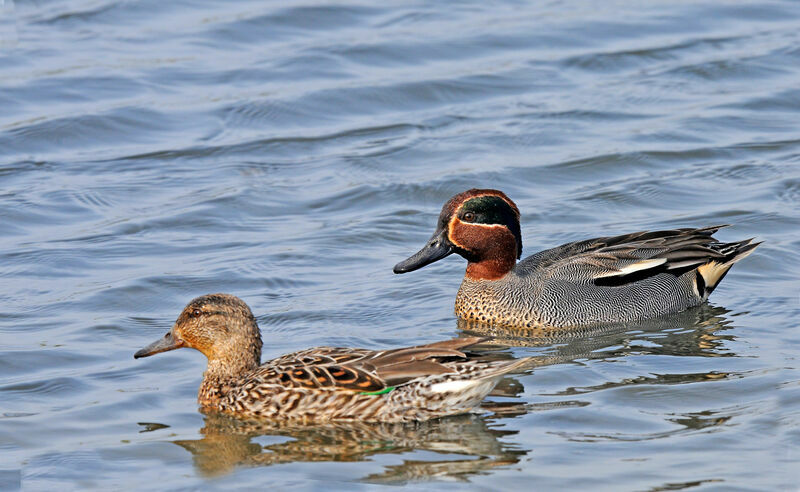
[191, 308, 202, 318]
[463, 212, 475, 222]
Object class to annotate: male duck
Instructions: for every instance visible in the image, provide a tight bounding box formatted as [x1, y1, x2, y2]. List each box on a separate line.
[134, 293, 530, 422]
[394, 188, 759, 328]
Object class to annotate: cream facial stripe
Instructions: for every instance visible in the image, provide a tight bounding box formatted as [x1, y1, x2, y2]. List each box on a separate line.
[446, 193, 517, 249]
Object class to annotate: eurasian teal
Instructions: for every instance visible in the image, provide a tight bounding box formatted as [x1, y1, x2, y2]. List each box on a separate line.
[134, 293, 531, 422]
[394, 189, 759, 328]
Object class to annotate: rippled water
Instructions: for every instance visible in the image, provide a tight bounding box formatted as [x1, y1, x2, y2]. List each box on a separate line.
[2, 0, 799, 489]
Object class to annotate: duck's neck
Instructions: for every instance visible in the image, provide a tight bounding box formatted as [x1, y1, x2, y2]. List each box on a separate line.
[465, 256, 515, 281]
[455, 225, 519, 281]
[198, 351, 261, 408]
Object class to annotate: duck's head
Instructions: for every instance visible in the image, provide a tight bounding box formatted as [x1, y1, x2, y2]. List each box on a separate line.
[393, 189, 522, 280]
[134, 293, 262, 374]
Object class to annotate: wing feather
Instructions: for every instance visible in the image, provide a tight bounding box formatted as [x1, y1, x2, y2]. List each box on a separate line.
[256, 337, 490, 392]
[530, 225, 740, 286]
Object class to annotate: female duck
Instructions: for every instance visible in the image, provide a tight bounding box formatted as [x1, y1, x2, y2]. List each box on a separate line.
[394, 189, 759, 328]
[134, 294, 530, 422]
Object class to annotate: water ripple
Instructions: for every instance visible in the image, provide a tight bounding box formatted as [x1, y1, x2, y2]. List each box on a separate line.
[1, 0, 799, 489]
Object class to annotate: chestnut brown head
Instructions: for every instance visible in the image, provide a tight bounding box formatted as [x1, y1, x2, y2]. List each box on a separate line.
[393, 189, 522, 280]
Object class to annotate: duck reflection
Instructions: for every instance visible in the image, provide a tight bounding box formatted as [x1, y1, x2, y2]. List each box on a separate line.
[550, 407, 735, 444]
[171, 409, 528, 481]
[164, 305, 740, 478]
[458, 304, 745, 444]
[458, 304, 737, 359]
[158, 344, 573, 480]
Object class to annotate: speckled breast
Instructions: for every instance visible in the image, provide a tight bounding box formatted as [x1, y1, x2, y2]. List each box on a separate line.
[455, 277, 545, 328]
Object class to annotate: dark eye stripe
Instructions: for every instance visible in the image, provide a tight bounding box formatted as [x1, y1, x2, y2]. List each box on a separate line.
[462, 196, 516, 225]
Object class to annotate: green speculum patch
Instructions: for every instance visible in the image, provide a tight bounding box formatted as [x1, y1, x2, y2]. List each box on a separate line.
[359, 386, 396, 396]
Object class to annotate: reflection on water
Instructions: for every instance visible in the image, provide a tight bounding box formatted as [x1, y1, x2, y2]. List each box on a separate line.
[2, 0, 798, 487]
[459, 304, 751, 449]
[489, 303, 755, 449]
[551, 407, 734, 444]
[164, 357, 540, 481]
[160, 303, 745, 480]
[558, 370, 735, 397]
[169, 410, 527, 483]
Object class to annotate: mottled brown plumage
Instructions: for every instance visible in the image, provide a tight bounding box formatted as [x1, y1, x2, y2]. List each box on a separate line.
[134, 294, 531, 422]
[394, 188, 760, 328]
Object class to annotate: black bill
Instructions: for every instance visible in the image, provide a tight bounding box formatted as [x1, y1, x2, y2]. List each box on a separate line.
[393, 228, 454, 274]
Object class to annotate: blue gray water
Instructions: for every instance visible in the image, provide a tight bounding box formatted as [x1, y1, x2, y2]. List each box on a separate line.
[1, 0, 799, 489]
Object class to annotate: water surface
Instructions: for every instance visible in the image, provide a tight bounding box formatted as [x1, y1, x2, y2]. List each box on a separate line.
[1, 0, 799, 489]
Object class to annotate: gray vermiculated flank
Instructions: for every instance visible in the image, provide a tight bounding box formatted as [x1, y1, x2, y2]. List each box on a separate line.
[454, 228, 757, 328]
